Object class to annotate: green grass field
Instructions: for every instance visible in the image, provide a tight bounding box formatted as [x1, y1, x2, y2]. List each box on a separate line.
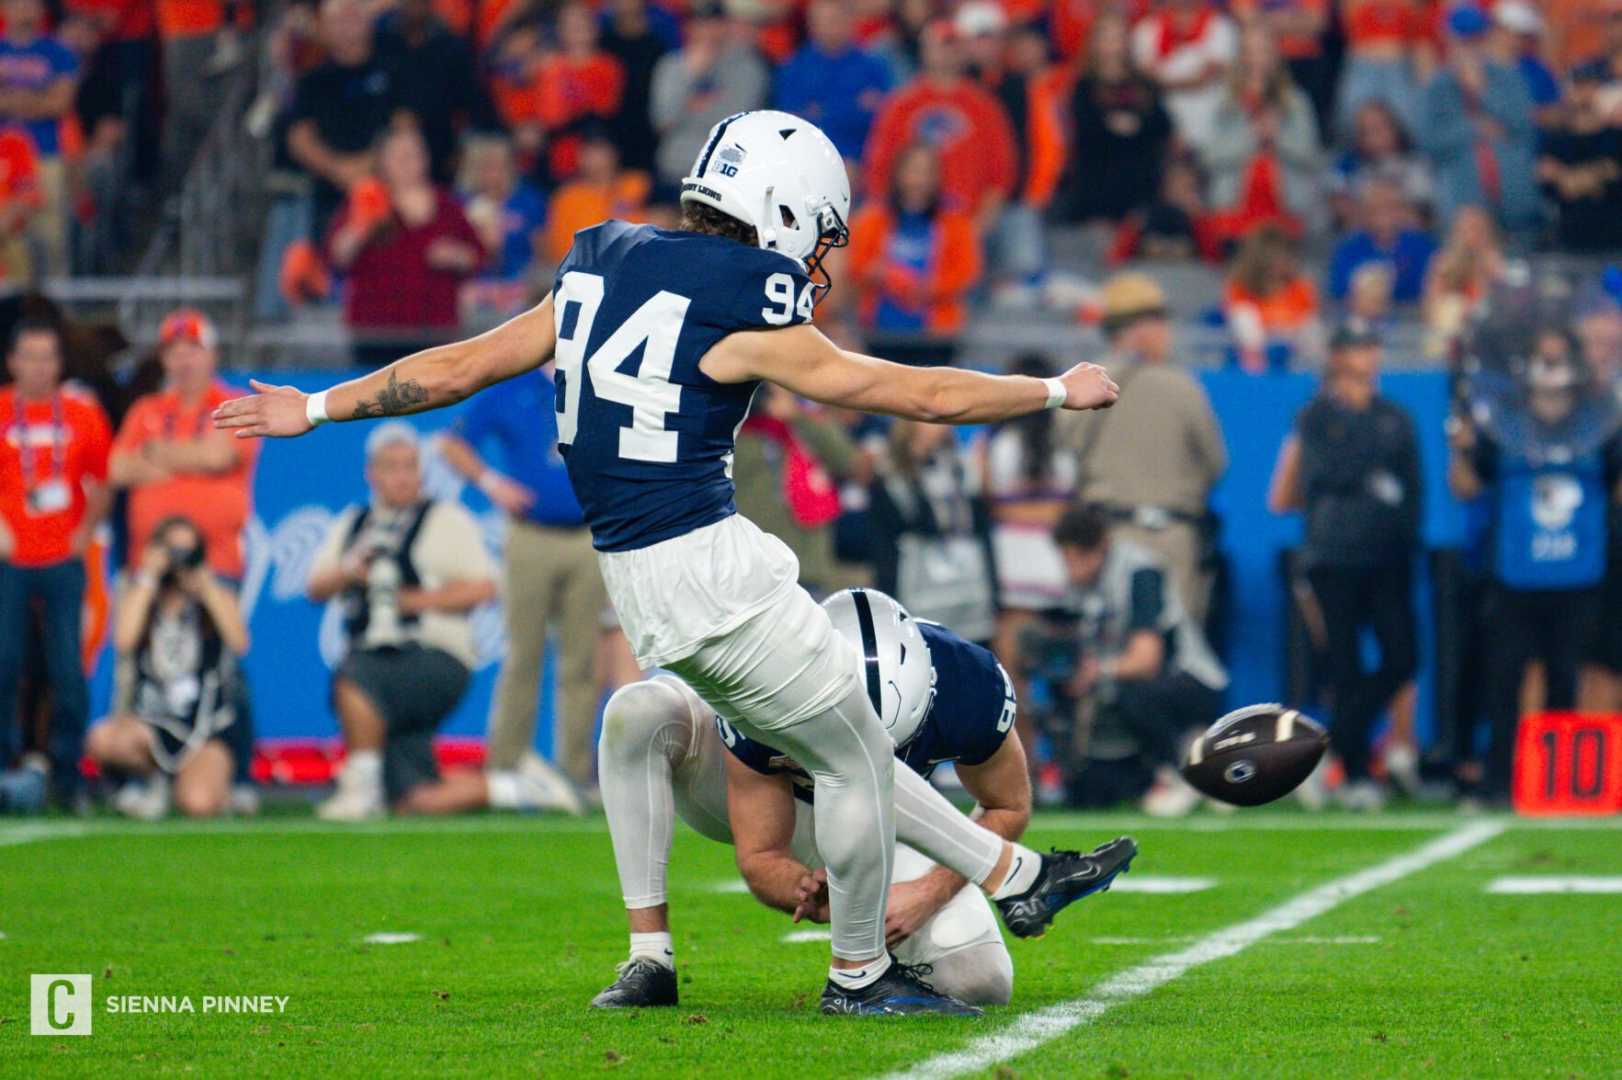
[3, 810, 1619, 1078]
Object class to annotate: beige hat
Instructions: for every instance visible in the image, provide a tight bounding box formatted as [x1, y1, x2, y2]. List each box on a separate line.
[1100, 272, 1169, 330]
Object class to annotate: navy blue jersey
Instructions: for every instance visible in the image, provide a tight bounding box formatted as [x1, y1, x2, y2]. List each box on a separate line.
[720, 621, 1017, 801]
[552, 220, 816, 551]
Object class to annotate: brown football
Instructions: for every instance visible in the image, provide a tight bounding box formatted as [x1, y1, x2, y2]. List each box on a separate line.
[1181, 704, 1329, 807]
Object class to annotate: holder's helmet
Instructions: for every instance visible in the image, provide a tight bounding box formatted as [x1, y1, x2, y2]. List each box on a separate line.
[821, 588, 936, 749]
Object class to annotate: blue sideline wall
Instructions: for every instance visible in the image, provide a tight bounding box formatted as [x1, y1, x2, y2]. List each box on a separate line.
[87, 369, 1464, 754]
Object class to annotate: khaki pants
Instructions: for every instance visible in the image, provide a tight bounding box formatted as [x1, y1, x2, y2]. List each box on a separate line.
[34, 157, 66, 277]
[1114, 521, 1211, 628]
[486, 522, 607, 783]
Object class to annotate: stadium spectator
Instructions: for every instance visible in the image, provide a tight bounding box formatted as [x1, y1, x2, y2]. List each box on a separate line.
[847, 142, 982, 366]
[1488, 1, 1564, 123]
[1549, 0, 1619, 70]
[599, 0, 673, 174]
[374, 0, 489, 183]
[773, 0, 893, 166]
[1335, 0, 1435, 138]
[326, 124, 485, 367]
[285, 0, 400, 238]
[1056, 12, 1173, 227]
[0, 127, 39, 282]
[1060, 273, 1227, 627]
[110, 310, 257, 583]
[458, 134, 546, 321]
[1231, 0, 1334, 132]
[156, 0, 249, 192]
[1327, 177, 1437, 305]
[437, 370, 607, 796]
[1107, 155, 1222, 265]
[1537, 60, 1622, 252]
[863, 19, 1017, 226]
[1421, 204, 1504, 358]
[1268, 321, 1421, 812]
[86, 516, 252, 819]
[0, 0, 79, 275]
[1327, 101, 1434, 231]
[0, 317, 110, 807]
[869, 418, 997, 646]
[1448, 329, 1622, 803]
[542, 124, 651, 264]
[977, 15, 1065, 290]
[305, 423, 498, 820]
[1053, 502, 1229, 818]
[648, 0, 768, 187]
[1202, 21, 1324, 238]
[1224, 224, 1324, 370]
[1129, 0, 1238, 152]
[1418, 6, 1541, 236]
[732, 384, 864, 597]
[984, 353, 1078, 760]
[531, 1, 627, 182]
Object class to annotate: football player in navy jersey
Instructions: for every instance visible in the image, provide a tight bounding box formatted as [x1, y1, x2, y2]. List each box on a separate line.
[591, 589, 1137, 1013]
[215, 109, 1119, 1016]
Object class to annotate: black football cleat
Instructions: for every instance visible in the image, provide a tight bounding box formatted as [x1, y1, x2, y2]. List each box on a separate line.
[820, 960, 983, 1017]
[590, 958, 678, 1008]
[996, 836, 1139, 939]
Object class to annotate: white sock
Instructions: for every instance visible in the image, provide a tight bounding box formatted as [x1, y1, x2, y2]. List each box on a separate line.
[629, 931, 675, 970]
[828, 953, 891, 990]
[343, 749, 383, 789]
[988, 844, 1043, 901]
[486, 771, 522, 809]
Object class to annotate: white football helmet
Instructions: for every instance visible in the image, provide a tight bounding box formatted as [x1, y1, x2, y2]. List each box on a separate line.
[822, 588, 936, 748]
[680, 109, 851, 285]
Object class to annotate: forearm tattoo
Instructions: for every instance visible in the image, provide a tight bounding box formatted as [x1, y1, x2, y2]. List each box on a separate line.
[351, 370, 429, 419]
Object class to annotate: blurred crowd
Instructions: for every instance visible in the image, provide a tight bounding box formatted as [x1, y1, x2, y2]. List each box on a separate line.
[245, 0, 1622, 368]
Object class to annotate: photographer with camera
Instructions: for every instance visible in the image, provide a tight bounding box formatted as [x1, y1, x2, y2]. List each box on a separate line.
[85, 516, 252, 819]
[1051, 503, 1228, 817]
[306, 423, 498, 821]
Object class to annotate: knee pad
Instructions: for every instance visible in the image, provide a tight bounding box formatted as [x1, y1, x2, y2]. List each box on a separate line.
[599, 676, 700, 760]
[923, 943, 1014, 1007]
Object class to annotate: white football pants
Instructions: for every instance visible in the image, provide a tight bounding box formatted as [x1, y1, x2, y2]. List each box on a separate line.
[599, 674, 1012, 1002]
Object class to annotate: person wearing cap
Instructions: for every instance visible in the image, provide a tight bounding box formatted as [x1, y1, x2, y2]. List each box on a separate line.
[305, 422, 505, 821]
[0, 317, 111, 809]
[1268, 320, 1421, 811]
[648, 0, 768, 187]
[1418, 4, 1541, 235]
[1536, 60, 1622, 251]
[1487, 0, 1563, 121]
[1448, 327, 1622, 802]
[1058, 272, 1227, 627]
[110, 309, 259, 584]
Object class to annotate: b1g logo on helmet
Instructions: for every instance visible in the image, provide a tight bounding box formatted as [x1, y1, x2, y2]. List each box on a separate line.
[715, 144, 746, 177]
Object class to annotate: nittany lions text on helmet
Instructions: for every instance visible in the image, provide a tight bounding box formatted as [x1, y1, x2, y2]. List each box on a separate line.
[680, 109, 851, 280]
[821, 588, 936, 748]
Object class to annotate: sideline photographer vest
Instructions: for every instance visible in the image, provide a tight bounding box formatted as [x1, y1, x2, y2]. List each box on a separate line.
[1493, 447, 1606, 591]
[341, 500, 433, 642]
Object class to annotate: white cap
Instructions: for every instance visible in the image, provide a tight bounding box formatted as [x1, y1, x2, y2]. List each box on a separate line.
[954, 1, 1007, 38]
[365, 420, 421, 459]
[1494, 1, 1543, 34]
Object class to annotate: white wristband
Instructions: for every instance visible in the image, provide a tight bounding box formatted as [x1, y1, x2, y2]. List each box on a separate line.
[1041, 377, 1068, 410]
[305, 389, 331, 427]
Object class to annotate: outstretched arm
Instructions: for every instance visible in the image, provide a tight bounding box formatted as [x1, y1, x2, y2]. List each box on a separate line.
[700, 323, 1118, 424]
[213, 297, 558, 438]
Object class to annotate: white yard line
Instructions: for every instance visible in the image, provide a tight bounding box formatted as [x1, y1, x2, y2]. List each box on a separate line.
[1486, 875, 1622, 894]
[879, 821, 1505, 1080]
[362, 932, 423, 944]
[1090, 934, 1380, 946]
[781, 929, 832, 943]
